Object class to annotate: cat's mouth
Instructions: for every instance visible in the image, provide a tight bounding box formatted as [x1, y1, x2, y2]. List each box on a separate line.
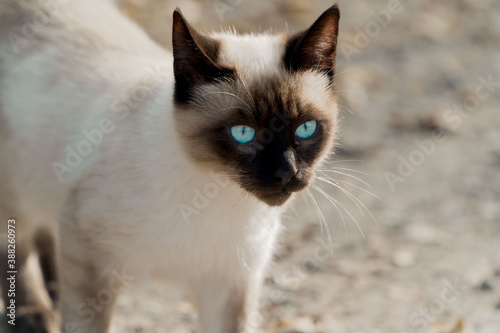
[245, 180, 309, 206]
[238, 172, 311, 206]
[256, 189, 294, 207]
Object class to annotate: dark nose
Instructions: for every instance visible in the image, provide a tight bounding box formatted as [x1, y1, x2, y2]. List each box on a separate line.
[274, 149, 298, 186]
[274, 167, 297, 186]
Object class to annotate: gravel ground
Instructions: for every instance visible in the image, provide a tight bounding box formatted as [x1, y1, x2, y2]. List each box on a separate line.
[3, 0, 499, 332]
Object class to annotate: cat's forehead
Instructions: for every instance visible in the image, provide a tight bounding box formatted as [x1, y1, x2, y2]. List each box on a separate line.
[212, 33, 286, 77]
[245, 72, 336, 121]
[192, 70, 336, 128]
[209, 33, 336, 118]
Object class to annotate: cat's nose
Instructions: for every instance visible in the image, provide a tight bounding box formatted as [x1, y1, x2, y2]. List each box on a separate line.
[274, 167, 297, 186]
[274, 149, 298, 186]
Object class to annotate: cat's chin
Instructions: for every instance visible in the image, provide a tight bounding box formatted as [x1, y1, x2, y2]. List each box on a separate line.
[255, 190, 294, 207]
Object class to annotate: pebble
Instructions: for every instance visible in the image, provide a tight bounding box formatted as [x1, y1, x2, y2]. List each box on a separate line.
[477, 281, 494, 291]
[272, 316, 317, 333]
[392, 249, 416, 268]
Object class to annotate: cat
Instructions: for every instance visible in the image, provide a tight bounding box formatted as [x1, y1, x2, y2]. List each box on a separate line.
[0, 1, 340, 332]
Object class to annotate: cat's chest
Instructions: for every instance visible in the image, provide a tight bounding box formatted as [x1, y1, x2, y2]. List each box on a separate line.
[93, 177, 283, 278]
[151, 205, 282, 282]
[152, 189, 282, 257]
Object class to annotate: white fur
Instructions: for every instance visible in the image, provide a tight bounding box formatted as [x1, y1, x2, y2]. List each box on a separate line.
[215, 33, 286, 78]
[0, 1, 287, 332]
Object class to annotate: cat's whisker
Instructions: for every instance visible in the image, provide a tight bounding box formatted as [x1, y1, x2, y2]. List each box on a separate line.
[334, 56, 351, 70]
[297, 189, 314, 214]
[202, 91, 254, 115]
[334, 178, 387, 205]
[331, 67, 359, 79]
[289, 205, 305, 226]
[305, 188, 327, 238]
[318, 170, 372, 188]
[310, 184, 348, 243]
[336, 103, 354, 115]
[317, 176, 380, 228]
[317, 177, 366, 218]
[311, 184, 366, 239]
[236, 245, 251, 272]
[305, 188, 333, 247]
[325, 159, 365, 165]
[334, 90, 378, 100]
[337, 184, 379, 228]
[319, 168, 386, 205]
[227, 191, 244, 225]
[322, 151, 336, 162]
[324, 62, 352, 89]
[238, 76, 254, 104]
[326, 167, 373, 176]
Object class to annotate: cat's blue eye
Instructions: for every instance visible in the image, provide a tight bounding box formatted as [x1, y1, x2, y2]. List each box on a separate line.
[230, 125, 256, 143]
[295, 120, 317, 139]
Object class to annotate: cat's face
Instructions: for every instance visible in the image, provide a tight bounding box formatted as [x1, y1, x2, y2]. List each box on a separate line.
[172, 6, 340, 206]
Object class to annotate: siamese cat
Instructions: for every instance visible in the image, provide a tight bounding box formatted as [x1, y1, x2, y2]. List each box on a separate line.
[0, 1, 340, 332]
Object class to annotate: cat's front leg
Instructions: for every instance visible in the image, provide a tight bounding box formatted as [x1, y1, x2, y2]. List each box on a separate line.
[58, 213, 122, 333]
[194, 276, 263, 333]
[59, 246, 121, 333]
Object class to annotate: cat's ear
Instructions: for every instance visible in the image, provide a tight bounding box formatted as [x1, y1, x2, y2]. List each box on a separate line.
[172, 9, 234, 103]
[284, 4, 340, 80]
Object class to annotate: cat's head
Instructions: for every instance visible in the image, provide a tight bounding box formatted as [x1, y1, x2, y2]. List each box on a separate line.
[172, 5, 340, 207]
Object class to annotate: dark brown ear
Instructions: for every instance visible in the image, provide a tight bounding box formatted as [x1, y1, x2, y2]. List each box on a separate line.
[172, 9, 234, 103]
[284, 4, 340, 81]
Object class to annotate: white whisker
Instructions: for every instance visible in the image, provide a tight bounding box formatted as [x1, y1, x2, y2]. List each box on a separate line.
[321, 173, 387, 205]
[202, 91, 254, 115]
[289, 205, 305, 225]
[312, 184, 366, 239]
[327, 167, 373, 176]
[319, 177, 365, 217]
[311, 184, 347, 243]
[336, 104, 354, 115]
[305, 189, 333, 246]
[318, 177, 379, 228]
[334, 90, 378, 100]
[318, 169, 372, 188]
[337, 179, 387, 205]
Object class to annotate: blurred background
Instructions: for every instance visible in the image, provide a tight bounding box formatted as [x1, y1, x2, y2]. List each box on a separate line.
[116, 0, 498, 332]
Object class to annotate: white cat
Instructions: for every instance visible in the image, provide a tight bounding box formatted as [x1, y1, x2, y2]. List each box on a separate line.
[0, 1, 340, 332]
